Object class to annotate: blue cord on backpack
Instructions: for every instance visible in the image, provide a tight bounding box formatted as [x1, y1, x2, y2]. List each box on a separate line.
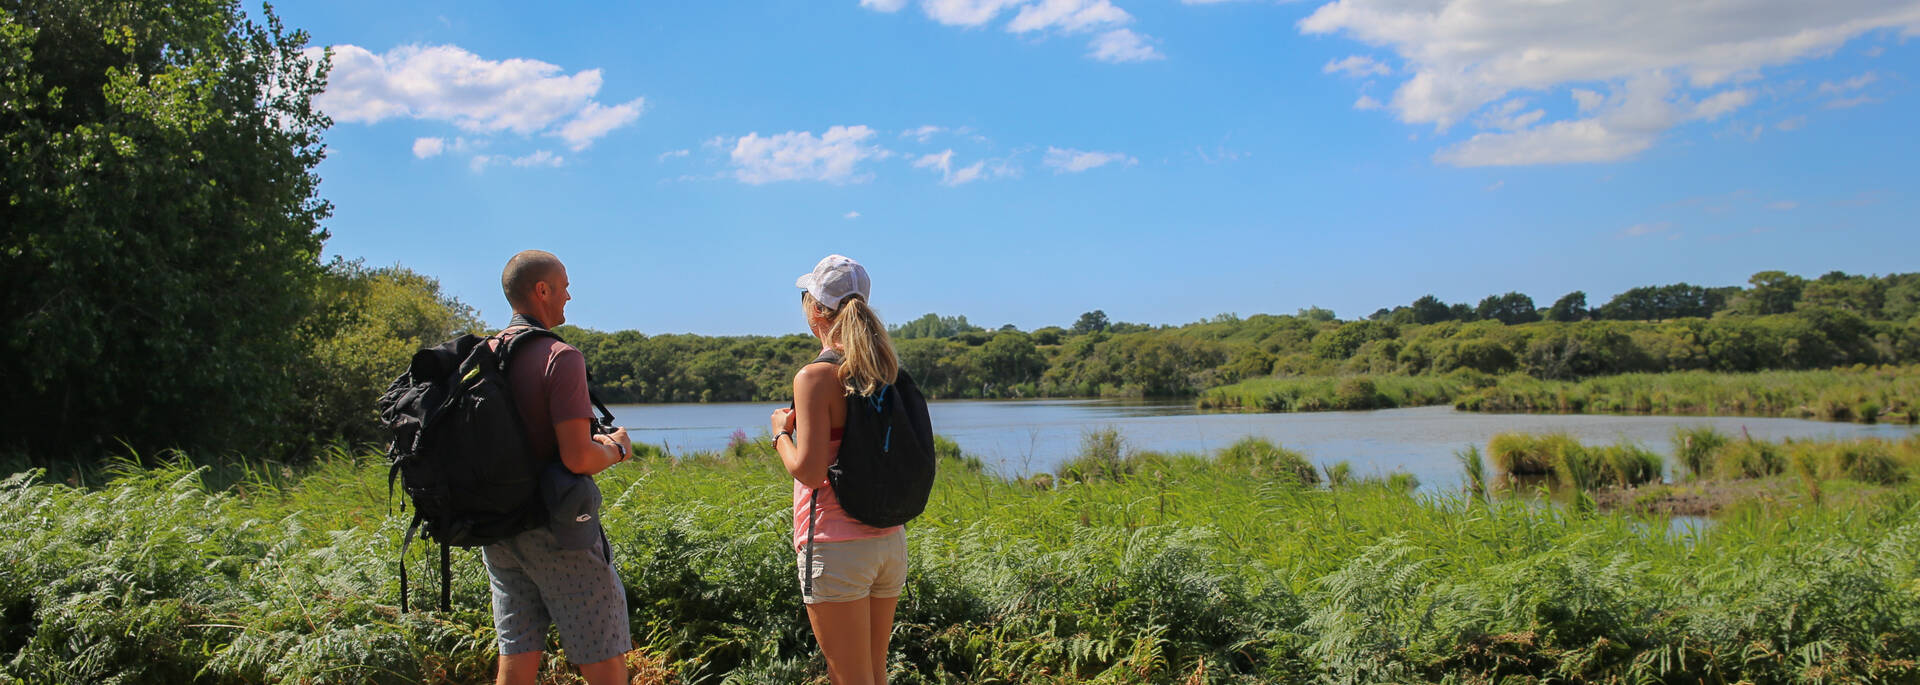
[884, 426, 893, 452]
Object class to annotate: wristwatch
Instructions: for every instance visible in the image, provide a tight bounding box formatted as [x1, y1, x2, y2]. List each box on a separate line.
[775, 429, 794, 446]
[613, 440, 627, 461]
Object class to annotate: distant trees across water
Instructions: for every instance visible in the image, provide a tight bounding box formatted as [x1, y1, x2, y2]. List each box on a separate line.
[560, 270, 1920, 405]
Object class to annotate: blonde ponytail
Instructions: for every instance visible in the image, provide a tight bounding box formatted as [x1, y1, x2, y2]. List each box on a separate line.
[819, 294, 898, 396]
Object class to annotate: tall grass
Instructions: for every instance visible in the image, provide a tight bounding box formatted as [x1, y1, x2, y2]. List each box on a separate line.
[1196, 373, 1485, 412]
[6, 435, 1920, 682]
[1455, 365, 1920, 424]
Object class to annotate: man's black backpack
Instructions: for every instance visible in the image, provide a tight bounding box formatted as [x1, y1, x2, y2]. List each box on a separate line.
[376, 325, 612, 611]
[802, 351, 937, 549]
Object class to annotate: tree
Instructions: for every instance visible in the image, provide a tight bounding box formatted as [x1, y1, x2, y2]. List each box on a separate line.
[892, 312, 982, 339]
[1597, 283, 1719, 320]
[296, 261, 484, 445]
[1409, 295, 1452, 324]
[1544, 291, 1588, 322]
[1738, 270, 1806, 315]
[1296, 306, 1336, 323]
[1475, 292, 1541, 325]
[1071, 310, 1110, 335]
[2, 1, 331, 461]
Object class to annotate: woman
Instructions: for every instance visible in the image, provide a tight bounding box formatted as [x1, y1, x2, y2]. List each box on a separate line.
[770, 254, 907, 685]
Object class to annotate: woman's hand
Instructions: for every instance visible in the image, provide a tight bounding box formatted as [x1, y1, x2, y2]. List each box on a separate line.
[770, 408, 796, 439]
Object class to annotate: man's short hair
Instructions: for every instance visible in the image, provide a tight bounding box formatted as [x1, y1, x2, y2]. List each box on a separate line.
[502, 250, 563, 309]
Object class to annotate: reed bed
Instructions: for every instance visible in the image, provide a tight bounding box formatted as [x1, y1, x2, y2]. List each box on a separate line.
[1196, 373, 1482, 412]
[1455, 365, 1920, 424]
[4, 436, 1919, 683]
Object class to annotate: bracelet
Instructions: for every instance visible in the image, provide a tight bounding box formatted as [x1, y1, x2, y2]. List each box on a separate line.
[775, 430, 794, 446]
[613, 440, 627, 461]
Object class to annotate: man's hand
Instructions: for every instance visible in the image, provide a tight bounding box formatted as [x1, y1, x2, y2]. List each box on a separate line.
[592, 427, 632, 462]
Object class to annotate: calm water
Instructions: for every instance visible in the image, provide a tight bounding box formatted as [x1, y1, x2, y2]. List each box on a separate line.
[610, 399, 1920, 491]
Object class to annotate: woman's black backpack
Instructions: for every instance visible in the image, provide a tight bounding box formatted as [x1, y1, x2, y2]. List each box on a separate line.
[811, 350, 937, 528]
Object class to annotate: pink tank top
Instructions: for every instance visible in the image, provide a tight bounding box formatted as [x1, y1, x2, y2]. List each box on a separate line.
[793, 429, 902, 551]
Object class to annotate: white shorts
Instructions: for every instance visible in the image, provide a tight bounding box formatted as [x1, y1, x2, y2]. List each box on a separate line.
[797, 528, 907, 604]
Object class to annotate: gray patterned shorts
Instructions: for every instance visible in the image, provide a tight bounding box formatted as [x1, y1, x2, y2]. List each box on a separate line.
[482, 525, 631, 665]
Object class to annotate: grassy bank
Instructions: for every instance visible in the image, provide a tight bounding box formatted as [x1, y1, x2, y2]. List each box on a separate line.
[1194, 373, 1485, 412]
[1455, 365, 1920, 424]
[1197, 366, 1920, 426]
[5, 438, 1920, 683]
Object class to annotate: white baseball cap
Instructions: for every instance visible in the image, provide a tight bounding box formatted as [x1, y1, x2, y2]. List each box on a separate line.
[795, 254, 871, 310]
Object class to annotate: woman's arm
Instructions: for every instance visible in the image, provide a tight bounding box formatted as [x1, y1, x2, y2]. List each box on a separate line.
[773, 362, 842, 485]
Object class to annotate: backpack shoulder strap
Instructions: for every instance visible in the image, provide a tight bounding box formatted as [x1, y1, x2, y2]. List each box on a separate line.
[812, 349, 844, 366]
[498, 325, 618, 429]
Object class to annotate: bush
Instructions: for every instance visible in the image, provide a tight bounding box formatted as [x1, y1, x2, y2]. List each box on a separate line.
[1672, 426, 1728, 480]
[1715, 439, 1786, 479]
[1218, 437, 1318, 485]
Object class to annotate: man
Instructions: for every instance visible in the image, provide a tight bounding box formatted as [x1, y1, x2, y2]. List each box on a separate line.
[486, 249, 632, 685]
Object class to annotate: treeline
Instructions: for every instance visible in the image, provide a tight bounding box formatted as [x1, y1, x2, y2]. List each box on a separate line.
[561, 269, 1920, 404]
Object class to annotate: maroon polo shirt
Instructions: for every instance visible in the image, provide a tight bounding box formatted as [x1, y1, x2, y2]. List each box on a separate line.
[493, 327, 594, 464]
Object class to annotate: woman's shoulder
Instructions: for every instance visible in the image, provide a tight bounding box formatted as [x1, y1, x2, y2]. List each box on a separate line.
[794, 360, 839, 384]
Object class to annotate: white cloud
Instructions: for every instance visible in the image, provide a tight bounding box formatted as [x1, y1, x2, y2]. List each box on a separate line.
[865, 0, 1163, 64]
[1485, 180, 1503, 191]
[1620, 222, 1673, 238]
[657, 148, 690, 161]
[1776, 116, 1807, 131]
[1477, 98, 1545, 131]
[468, 149, 565, 172]
[511, 150, 564, 167]
[1434, 73, 1760, 167]
[923, 0, 1026, 27]
[914, 148, 1018, 186]
[1008, 0, 1131, 33]
[1818, 72, 1879, 94]
[311, 43, 644, 152]
[1299, 0, 1920, 164]
[1323, 55, 1390, 77]
[1089, 29, 1163, 62]
[901, 125, 946, 142]
[845, 211, 863, 219]
[555, 98, 644, 151]
[1571, 89, 1605, 114]
[1354, 95, 1384, 110]
[412, 137, 446, 159]
[1826, 95, 1881, 109]
[728, 125, 888, 184]
[1691, 89, 1753, 121]
[1043, 146, 1136, 172]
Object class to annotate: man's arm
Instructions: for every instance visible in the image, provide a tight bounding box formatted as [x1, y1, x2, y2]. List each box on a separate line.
[557, 418, 628, 475]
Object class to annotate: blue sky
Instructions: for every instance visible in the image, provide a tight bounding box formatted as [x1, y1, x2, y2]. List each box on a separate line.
[274, 0, 1919, 335]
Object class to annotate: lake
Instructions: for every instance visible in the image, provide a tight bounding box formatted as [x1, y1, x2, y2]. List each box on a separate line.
[610, 399, 1920, 491]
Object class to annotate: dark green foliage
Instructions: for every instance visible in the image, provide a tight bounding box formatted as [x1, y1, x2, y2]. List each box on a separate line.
[1736, 270, 1807, 315]
[1, 0, 330, 462]
[892, 312, 984, 339]
[1544, 291, 1588, 322]
[1071, 309, 1111, 335]
[1405, 295, 1449, 324]
[1596, 283, 1726, 320]
[1475, 292, 1541, 325]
